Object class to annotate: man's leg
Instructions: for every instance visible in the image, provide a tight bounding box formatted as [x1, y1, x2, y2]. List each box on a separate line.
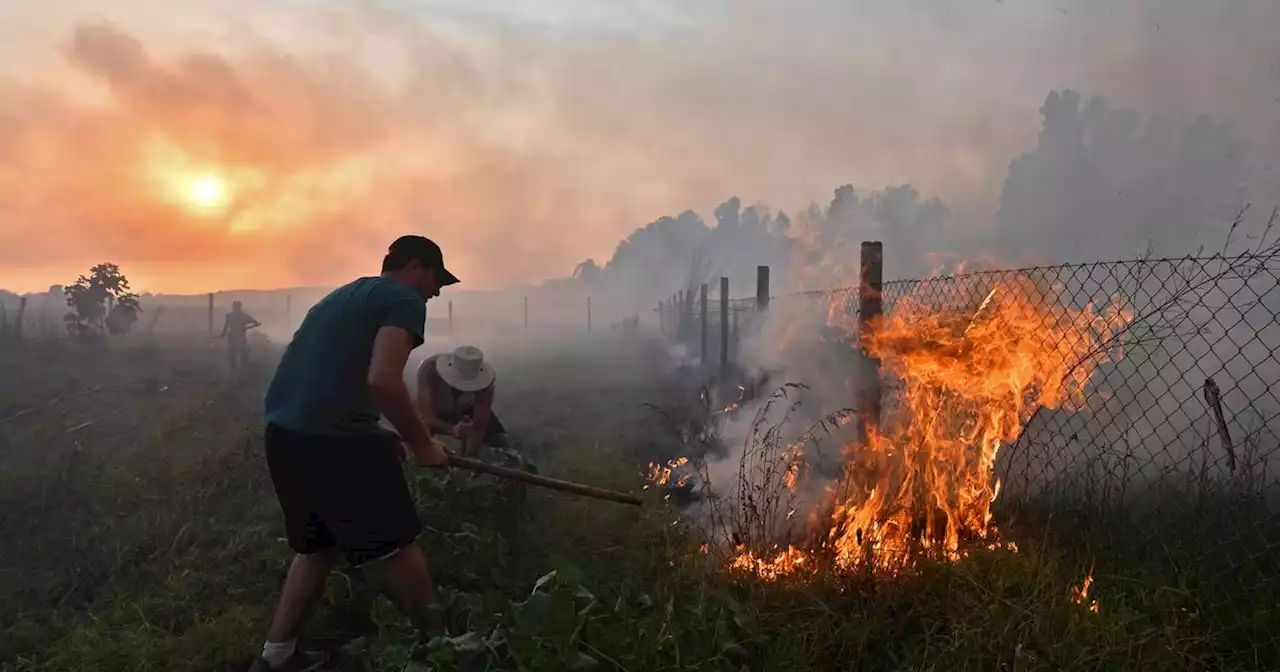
[267, 548, 341, 642]
[366, 543, 443, 640]
[325, 433, 437, 641]
[257, 424, 337, 671]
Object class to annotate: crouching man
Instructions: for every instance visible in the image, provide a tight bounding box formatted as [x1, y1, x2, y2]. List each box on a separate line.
[416, 345, 535, 532]
[415, 345, 511, 457]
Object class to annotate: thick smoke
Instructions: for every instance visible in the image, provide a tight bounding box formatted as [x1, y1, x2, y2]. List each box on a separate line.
[3, 0, 1279, 296]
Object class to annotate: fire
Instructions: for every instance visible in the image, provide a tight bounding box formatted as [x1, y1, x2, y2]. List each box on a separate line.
[729, 273, 1132, 578]
[729, 545, 809, 581]
[1072, 570, 1100, 613]
[643, 457, 690, 490]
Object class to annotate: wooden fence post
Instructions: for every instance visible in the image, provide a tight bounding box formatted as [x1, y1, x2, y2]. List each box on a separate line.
[858, 241, 883, 443]
[658, 300, 665, 335]
[673, 293, 680, 337]
[677, 289, 685, 340]
[756, 266, 770, 311]
[719, 277, 729, 380]
[207, 293, 214, 334]
[669, 296, 677, 338]
[15, 297, 26, 341]
[700, 283, 708, 364]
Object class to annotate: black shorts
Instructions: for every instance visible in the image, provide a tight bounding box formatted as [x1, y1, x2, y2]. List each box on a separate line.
[264, 422, 422, 566]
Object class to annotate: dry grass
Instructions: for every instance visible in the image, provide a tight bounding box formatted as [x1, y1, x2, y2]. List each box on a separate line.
[0, 334, 1271, 671]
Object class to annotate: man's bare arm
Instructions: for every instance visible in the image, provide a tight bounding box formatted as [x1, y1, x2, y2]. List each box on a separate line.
[415, 360, 463, 437]
[370, 327, 442, 463]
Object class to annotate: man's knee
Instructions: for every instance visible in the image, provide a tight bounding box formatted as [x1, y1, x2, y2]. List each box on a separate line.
[370, 542, 431, 587]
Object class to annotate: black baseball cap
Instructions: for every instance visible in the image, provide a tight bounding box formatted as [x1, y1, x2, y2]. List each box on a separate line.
[388, 235, 460, 286]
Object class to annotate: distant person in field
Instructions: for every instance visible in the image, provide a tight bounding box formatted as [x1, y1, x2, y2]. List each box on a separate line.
[220, 301, 261, 370]
[416, 345, 510, 457]
[251, 235, 459, 672]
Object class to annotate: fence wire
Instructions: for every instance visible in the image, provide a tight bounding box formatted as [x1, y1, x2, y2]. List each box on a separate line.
[760, 254, 1280, 666]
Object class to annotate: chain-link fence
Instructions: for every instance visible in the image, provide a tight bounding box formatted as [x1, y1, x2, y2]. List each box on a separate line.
[754, 254, 1279, 667]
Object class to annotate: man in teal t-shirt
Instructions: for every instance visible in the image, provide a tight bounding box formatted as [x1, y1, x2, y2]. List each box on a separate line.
[251, 235, 459, 672]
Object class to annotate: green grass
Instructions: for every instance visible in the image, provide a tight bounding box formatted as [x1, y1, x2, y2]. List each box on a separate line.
[0, 336, 1267, 671]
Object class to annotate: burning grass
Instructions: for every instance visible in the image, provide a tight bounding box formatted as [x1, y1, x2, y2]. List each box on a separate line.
[665, 273, 1134, 580]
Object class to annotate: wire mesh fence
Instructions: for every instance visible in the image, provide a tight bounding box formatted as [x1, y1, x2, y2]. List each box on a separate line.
[728, 252, 1280, 666]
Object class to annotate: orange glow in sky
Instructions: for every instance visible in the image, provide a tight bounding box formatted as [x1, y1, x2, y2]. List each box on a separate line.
[184, 174, 230, 215]
[1, 3, 1275, 296]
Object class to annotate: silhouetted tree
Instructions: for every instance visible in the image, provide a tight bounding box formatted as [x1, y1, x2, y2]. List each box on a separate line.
[573, 258, 603, 284]
[996, 89, 1251, 263]
[65, 263, 141, 339]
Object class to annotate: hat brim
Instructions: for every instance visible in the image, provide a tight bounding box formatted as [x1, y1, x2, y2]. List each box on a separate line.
[436, 355, 495, 392]
[437, 266, 460, 286]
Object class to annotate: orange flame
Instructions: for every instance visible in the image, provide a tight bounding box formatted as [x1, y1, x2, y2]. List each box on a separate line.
[1072, 570, 1101, 613]
[643, 457, 690, 490]
[730, 273, 1133, 578]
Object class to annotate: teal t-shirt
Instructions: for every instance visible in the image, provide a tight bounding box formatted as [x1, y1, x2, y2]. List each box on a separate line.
[264, 276, 426, 436]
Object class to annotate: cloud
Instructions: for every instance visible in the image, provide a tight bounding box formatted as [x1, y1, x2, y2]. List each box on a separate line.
[0, 0, 1276, 293]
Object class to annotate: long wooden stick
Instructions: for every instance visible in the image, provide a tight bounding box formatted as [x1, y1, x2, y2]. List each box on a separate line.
[447, 454, 643, 507]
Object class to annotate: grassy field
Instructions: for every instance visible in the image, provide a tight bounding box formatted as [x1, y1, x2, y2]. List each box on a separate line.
[0, 333, 1270, 671]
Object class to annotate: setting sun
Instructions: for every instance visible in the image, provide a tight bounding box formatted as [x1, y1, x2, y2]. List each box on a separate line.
[186, 174, 230, 214]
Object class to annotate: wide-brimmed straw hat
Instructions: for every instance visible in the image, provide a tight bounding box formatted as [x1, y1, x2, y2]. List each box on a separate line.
[436, 345, 495, 392]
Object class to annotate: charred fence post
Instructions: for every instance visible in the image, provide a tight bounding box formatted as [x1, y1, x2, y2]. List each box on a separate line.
[857, 241, 883, 444]
[700, 282, 709, 364]
[207, 293, 214, 335]
[669, 295, 677, 342]
[720, 276, 729, 381]
[756, 265, 770, 311]
[666, 295, 672, 339]
[678, 289, 686, 343]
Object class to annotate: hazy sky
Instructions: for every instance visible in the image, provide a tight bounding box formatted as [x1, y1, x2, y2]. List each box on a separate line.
[0, 0, 1276, 294]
